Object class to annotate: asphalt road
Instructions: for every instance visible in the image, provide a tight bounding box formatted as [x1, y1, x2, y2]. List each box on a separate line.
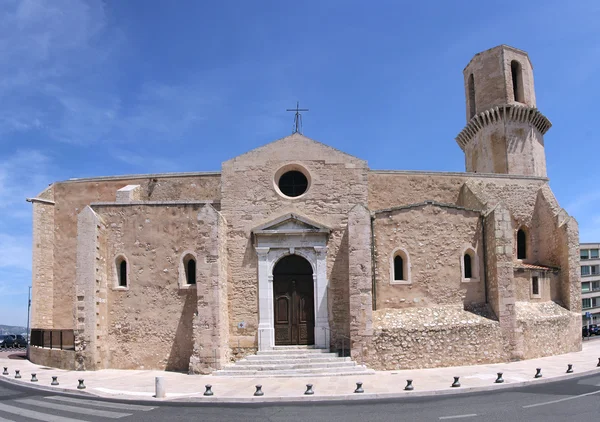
[2, 372, 600, 421]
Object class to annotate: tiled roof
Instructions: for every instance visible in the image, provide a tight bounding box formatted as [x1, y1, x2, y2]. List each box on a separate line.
[514, 263, 560, 272]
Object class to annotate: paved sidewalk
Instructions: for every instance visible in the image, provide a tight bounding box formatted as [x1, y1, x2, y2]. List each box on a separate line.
[1, 339, 600, 403]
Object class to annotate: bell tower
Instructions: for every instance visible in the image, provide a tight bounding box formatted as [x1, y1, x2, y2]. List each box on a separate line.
[456, 45, 551, 177]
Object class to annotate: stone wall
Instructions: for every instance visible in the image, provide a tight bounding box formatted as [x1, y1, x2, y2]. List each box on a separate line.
[516, 302, 581, 359]
[95, 202, 221, 371]
[369, 306, 506, 370]
[220, 134, 369, 352]
[373, 203, 485, 310]
[29, 347, 76, 370]
[46, 173, 220, 331]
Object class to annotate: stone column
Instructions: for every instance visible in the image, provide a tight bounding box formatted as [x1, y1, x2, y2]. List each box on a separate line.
[313, 246, 330, 349]
[75, 206, 107, 371]
[189, 205, 230, 374]
[484, 205, 521, 360]
[347, 204, 373, 365]
[256, 247, 274, 351]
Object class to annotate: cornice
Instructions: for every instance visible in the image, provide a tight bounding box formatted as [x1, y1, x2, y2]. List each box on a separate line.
[455, 105, 552, 151]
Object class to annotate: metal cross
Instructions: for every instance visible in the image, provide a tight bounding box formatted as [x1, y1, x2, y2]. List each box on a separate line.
[286, 101, 309, 134]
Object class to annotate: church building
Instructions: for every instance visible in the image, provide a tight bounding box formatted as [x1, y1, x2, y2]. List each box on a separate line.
[28, 45, 581, 374]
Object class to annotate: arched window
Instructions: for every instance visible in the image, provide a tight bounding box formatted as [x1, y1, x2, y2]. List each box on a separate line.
[511, 60, 524, 103]
[117, 257, 127, 287]
[517, 228, 527, 260]
[461, 247, 479, 282]
[394, 255, 404, 281]
[390, 248, 410, 284]
[463, 254, 472, 279]
[468, 73, 476, 119]
[185, 255, 196, 285]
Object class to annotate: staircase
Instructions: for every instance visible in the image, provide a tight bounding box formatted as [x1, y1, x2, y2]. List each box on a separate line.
[214, 345, 374, 377]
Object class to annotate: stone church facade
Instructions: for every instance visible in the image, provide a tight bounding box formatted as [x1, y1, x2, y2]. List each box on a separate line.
[28, 45, 581, 373]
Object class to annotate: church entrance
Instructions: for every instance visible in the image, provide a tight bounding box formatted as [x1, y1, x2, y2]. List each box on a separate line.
[273, 255, 315, 346]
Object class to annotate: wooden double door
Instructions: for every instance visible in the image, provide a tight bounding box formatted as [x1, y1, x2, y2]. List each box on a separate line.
[274, 276, 315, 345]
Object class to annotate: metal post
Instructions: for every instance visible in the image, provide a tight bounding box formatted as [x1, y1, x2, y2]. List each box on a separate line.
[26, 286, 31, 359]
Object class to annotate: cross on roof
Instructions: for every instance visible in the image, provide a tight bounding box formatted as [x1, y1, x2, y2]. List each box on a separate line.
[286, 102, 309, 134]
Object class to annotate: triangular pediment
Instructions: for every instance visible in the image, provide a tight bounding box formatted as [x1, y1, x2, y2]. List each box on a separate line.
[223, 133, 367, 167]
[253, 213, 330, 235]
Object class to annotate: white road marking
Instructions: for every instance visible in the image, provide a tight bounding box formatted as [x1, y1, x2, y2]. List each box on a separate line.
[0, 402, 86, 422]
[16, 398, 131, 419]
[439, 414, 478, 420]
[45, 395, 155, 411]
[0, 416, 16, 422]
[523, 389, 600, 408]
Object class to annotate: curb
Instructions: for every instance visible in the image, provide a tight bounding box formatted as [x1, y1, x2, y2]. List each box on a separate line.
[2, 367, 599, 404]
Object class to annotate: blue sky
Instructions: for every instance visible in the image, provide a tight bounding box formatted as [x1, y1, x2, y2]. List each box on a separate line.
[0, 0, 599, 326]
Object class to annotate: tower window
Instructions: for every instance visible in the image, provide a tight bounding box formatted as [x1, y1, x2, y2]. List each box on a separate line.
[116, 257, 128, 287]
[468, 73, 476, 119]
[184, 254, 196, 285]
[511, 60, 524, 103]
[517, 228, 527, 260]
[463, 254, 472, 279]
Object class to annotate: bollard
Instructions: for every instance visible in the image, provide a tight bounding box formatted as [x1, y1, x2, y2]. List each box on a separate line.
[354, 382, 364, 393]
[495, 373, 504, 383]
[304, 384, 314, 395]
[451, 376, 461, 388]
[404, 379, 414, 391]
[204, 384, 214, 396]
[534, 368, 542, 378]
[566, 364, 573, 374]
[30, 373, 38, 382]
[155, 377, 166, 399]
[77, 379, 86, 389]
[51, 376, 59, 386]
[254, 385, 264, 396]
[14, 370, 21, 379]
[2, 367, 7, 375]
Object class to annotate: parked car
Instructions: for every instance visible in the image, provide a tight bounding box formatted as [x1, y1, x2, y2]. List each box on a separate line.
[583, 325, 599, 337]
[1, 334, 26, 348]
[0, 335, 6, 348]
[13, 335, 27, 348]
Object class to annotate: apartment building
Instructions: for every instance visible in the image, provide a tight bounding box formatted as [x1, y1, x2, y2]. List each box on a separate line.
[581, 243, 600, 325]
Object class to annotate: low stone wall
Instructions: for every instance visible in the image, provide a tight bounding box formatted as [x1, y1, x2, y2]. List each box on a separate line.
[366, 305, 506, 370]
[29, 346, 76, 370]
[516, 302, 582, 359]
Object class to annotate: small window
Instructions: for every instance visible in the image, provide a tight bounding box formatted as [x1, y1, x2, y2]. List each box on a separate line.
[394, 255, 404, 281]
[591, 249, 599, 259]
[583, 298, 591, 309]
[532, 276, 539, 296]
[463, 254, 472, 279]
[390, 248, 410, 284]
[511, 60, 524, 103]
[185, 255, 196, 285]
[517, 228, 527, 260]
[581, 249, 590, 260]
[117, 258, 127, 287]
[593, 265, 600, 275]
[583, 282, 591, 293]
[582, 266, 591, 276]
[593, 281, 600, 291]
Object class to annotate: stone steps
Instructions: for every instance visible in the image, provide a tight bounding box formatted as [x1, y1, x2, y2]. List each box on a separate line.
[214, 346, 374, 377]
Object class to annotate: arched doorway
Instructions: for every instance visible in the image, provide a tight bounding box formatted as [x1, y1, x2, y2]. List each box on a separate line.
[273, 255, 315, 345]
